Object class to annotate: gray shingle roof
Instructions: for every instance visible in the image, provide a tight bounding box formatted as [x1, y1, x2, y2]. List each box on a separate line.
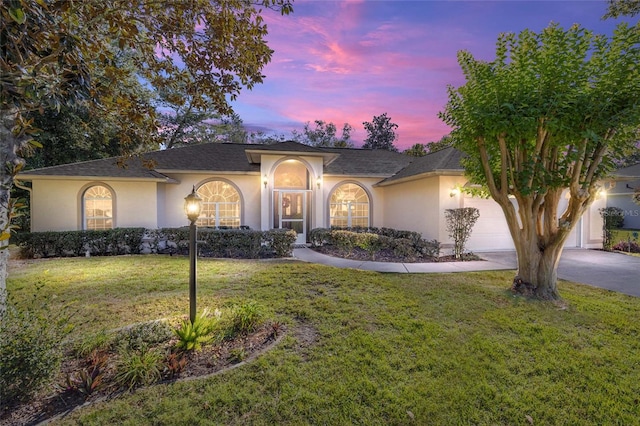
[376, 147, 465, 186]
[18, 142, 465, 183]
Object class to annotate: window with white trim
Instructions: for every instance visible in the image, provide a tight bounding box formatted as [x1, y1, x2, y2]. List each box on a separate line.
[329, 183, 370, 228]
[196, 181, 241, 228]
[83, 185, 113, 230]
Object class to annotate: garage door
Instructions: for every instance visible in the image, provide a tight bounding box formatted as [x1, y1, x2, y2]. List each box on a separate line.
[463, 196, 515, 251]
[463, 195, 580, 251]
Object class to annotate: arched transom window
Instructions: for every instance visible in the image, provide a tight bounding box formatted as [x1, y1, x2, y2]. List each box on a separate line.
[330, 183, 370, 228]
[196, 181, 241, 228]
[83, 185, 113, 230]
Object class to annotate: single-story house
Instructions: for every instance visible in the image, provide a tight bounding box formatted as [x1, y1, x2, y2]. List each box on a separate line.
[16, 141, 605, 251]
[605, 163, 640, 230]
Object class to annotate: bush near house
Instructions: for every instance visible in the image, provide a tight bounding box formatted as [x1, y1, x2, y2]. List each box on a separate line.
[309, 227, 440, 260]
[12, 227, 297, 259]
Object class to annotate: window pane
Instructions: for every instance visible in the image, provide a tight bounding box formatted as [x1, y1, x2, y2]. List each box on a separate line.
[196, 181, 241, 228]
[330, 183, 370, 228]
[274, 160, 308, 189]
[84, 185, 113, 230]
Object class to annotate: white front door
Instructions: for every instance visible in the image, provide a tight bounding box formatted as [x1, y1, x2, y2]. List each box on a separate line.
[275, 190, 308, 244]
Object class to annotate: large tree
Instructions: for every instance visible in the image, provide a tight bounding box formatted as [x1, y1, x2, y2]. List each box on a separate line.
[440, 22, 640, 300]
[362, 113, 399, 151]
[291, 120, 353, 148]
[0, 0, 293, 309]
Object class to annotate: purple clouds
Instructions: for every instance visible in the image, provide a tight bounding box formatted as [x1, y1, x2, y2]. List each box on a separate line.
[231, 0, 632, 149]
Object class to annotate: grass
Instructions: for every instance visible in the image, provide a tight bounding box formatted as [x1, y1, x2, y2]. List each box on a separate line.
[7, 255, 640, 425]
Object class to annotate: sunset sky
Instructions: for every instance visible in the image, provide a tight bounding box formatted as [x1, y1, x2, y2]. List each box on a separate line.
[229, 0, 636, 150]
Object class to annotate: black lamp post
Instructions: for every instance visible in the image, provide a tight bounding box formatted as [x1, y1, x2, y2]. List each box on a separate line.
[184, 186, 203, 324]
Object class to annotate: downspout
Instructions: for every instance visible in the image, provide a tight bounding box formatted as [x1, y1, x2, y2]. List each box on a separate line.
[13, 179, 32, 232]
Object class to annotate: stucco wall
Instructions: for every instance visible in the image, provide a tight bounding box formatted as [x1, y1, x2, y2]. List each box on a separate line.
[30, 179, 159, 232]
[381, 175, 466, 244]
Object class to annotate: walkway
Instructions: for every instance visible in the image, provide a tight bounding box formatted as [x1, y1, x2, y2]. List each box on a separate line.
[293, 247, 640, 297]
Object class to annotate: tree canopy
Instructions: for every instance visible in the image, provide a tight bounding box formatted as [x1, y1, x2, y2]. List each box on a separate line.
[0, 0, 293, 310]
[291, 120, 353, 148]
[440, 22, 640, 299]
[362, 113, 399, 151]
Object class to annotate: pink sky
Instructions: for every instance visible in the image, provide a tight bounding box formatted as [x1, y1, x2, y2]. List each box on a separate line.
[230, 0, 634, 150]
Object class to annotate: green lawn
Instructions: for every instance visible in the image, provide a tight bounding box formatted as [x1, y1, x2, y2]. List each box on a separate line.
[7, 256, 640, 425]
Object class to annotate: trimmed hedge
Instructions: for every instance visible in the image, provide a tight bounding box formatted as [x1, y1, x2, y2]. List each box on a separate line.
[309, 227, 440, 260]
[13, 227, 297, 260]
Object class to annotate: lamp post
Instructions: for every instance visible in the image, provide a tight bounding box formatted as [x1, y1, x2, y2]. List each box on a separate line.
[184, 186, 202, 324]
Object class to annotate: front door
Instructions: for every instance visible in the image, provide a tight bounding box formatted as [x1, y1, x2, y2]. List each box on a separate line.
[274, 190, 308, 244]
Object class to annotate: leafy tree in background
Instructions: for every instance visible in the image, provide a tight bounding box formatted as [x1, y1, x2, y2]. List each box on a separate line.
[440, 22, 640, 300]
[215, 113, 249, 144]
[362, 113, 399, 151]
[404, 143, 427, 157]
[0, 0, 293, 310]
[426, 135, 454, 154]
[604, 0, 640, 18]
[291, 120, 353, 148]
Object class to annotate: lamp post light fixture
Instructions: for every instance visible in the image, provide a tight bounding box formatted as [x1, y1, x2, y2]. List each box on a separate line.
[184, 186, 203, 324]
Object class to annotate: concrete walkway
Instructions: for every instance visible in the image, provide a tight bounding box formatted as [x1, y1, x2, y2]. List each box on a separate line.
[293, 247, 640, 297]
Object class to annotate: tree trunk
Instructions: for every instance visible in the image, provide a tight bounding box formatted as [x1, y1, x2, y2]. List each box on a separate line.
[512, 240, 563, 300]
[0, 109, 29, 314]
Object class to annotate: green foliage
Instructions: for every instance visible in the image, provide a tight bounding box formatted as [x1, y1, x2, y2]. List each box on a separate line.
[439, 22, 640, 294]
[113, 321, 174, 353]
[291, 120, 354, 148]
[362, 113, 399, 151]
[0, 287, 73, 408]
[445, 208, 480, 259]
[174, 311, 218, 352]
[603, 0, 640, 18]
[14, 227, 296, 259]
[599, 207, 625, 250]
[229, 301, 263, 336]
[13, 227, 146, 258]
[114, 347, 163, 391]
[310, 227, 440, 260]
[74, 329, 112, 358]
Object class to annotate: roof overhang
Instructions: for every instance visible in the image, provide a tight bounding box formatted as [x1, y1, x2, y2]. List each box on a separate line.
[374, 169, 465, 187]
[244, 149, 340, 166]
[17, 174, 179, 184]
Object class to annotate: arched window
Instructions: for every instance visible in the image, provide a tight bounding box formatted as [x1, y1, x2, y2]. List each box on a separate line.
[83, 185, 113, 230]
[330, 183, 370, 228]
[196, 181, 241, 228]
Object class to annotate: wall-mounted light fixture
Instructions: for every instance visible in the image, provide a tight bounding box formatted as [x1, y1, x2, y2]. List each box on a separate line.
[316, 176, 322, 188]
[263, 174, 268, 188]
[449, 187, 460, 197]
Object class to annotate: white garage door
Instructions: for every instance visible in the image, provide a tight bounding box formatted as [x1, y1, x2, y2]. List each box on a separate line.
[462, 195, 580, 251]
[463, 196, 515, 251]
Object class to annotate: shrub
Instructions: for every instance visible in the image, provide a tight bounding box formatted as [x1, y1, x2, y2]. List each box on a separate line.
[612, 241, 640, 253]
[600, 207, 625, 250]
[174, 310, 218, 352]
[114, 347, 163, 391]
[113, 321, 174, 352]
[445, 208, 480, 259]
[0, 288, 73, 408]
[228, 301, 263, 336]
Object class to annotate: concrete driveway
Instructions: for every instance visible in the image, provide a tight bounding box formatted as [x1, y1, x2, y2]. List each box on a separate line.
[294, 247, 640, 297]
[480, 249, 640, 297]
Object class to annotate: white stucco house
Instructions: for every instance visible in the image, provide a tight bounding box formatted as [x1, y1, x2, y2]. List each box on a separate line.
[16, 141, 605, 251]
